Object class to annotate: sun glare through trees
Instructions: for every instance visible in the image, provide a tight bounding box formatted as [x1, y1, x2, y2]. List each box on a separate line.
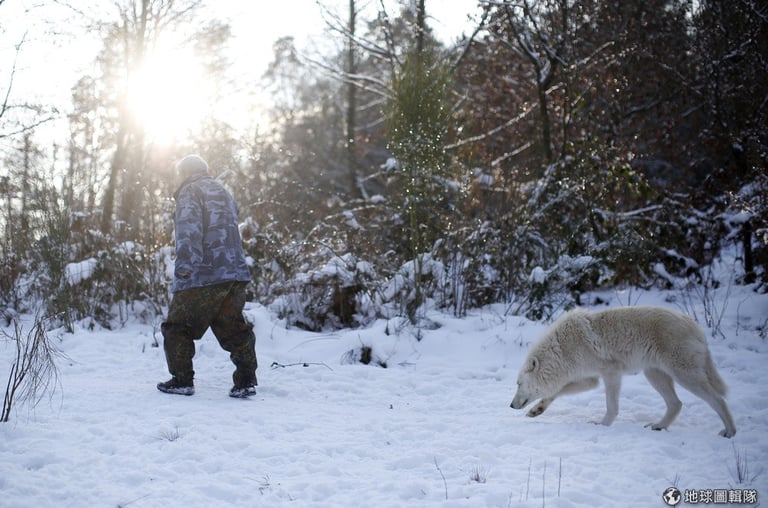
[124, 41, 214, 145]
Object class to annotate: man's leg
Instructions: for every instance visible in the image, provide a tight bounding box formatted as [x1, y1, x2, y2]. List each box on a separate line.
[160, 286, 221, 386]
[210, 282, 258, 390]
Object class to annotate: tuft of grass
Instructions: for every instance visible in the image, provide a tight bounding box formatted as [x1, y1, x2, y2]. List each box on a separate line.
[158, 425, 182, 442]
[258, 474, 271, 495]
[730, 443, 763, 485]
[469, 463, 490, 484]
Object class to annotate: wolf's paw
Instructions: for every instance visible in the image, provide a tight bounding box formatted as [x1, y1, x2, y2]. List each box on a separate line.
[526, 402, 547, 418]
[719, 428, 736, 438]
[644, 422, 666, 431]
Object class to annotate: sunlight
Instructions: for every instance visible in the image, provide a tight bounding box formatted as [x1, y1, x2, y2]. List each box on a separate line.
[125, 42, 213, 145]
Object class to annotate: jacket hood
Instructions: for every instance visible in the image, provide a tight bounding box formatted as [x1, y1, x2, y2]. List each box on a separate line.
[174, 173, 212, 200]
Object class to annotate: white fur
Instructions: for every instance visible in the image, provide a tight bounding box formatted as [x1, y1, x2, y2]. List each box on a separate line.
[510, 306, 736, 437]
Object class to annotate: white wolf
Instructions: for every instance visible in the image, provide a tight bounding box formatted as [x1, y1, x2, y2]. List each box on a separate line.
[510, 306, 736, 437]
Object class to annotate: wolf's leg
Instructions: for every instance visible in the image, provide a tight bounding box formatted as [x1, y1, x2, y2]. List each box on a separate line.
[598, 370, 622, 426]
[674, 371, 737, 438]
[528, 377, 599, 417]
[527, 398, 553, 417]
[643, 368, 682, 431]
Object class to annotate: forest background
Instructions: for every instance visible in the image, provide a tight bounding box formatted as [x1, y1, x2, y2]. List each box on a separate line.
[0, 0, 766, 334]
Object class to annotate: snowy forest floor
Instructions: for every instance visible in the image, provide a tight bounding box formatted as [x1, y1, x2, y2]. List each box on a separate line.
[1, 262, 767, 507]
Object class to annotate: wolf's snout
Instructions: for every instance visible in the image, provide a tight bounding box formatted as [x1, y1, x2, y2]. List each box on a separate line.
[510, 397, 528, 409]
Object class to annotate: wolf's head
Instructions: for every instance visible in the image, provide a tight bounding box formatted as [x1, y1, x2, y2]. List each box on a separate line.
[510, 355, 545, 409]
[510, 312, 585, 409]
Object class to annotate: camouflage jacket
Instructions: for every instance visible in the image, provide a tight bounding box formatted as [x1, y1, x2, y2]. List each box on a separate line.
[172, 174, 251, 292]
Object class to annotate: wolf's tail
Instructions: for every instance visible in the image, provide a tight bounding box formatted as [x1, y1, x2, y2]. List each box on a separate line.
[706, 353, 728, 397]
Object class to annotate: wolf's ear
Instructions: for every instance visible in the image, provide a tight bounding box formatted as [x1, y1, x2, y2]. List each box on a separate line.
[527, 356, 539, 372]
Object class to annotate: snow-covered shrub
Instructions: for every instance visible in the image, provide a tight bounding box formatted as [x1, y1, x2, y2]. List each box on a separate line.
[239, 216, 296, 306]
[723, 174, 768, 289]
[377, 253, 446, 324]
[271, 253, 376, 331]
[26, 210, 173, 331]
[431, 225, 512, 317]
[0, 252, 26, 320]
[512, 256, 600, 320]
[48, 240, 171, 331]
[340, 344, 387, 368]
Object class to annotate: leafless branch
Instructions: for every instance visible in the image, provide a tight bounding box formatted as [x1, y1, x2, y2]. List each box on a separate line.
[0, 115, 58, 140]
[316, 0, 392, 60]
[1, 31, 26, 121]
[300, 52, 392, 100]
[445, 101, 536, 149]
[452, 5, 491, 70]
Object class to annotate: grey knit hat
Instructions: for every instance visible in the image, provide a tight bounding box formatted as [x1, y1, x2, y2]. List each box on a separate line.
[176, 154, 209, 177]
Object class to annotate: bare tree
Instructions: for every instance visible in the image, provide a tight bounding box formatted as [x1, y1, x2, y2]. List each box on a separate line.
[96, 0, 205, 237]
[500, 0, 570, 165]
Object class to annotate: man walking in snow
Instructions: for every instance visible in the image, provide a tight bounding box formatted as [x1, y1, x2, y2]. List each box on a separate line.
[157, 154, 258, 398]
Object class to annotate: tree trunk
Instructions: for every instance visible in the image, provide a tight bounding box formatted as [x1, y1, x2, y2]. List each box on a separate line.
[101, 1, 150, 238]
[415, 0, 426, 55]
[346, 0, 359, 198]
[20, 133, 31, 234]
[100, 131, 125, 235]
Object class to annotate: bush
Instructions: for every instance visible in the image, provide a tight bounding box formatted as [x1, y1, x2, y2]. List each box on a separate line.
[271, 253, 376, 331]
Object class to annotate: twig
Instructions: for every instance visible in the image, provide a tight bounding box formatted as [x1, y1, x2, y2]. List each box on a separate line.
[117, 493, 151, 507]
[434, 457, 448, 500]
[269, 361, 333, 371]
[525, 457, 532, 501]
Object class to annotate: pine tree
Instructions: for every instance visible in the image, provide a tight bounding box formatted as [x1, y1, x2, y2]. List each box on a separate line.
[385, 47, 453, 321]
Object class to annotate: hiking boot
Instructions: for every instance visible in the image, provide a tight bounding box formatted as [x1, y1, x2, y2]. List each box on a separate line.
[229, 384, 257, 398]
[157, 377, 195, 396]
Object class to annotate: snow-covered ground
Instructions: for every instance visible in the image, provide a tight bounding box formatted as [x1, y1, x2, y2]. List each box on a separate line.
[1, 271, 766, 507]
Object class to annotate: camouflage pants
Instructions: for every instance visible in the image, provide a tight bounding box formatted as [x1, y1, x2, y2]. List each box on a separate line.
[161, 281, 257, 387]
